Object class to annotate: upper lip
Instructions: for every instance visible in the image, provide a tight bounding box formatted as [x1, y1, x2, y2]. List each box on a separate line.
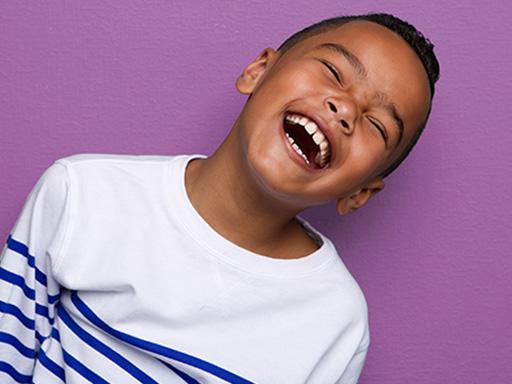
[285, 109, 337, 165]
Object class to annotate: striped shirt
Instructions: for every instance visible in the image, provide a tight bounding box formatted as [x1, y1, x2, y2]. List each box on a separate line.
[0, 153, 369, 383]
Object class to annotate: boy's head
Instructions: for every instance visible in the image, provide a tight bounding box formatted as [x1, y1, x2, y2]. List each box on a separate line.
[232, 12, 440, 215]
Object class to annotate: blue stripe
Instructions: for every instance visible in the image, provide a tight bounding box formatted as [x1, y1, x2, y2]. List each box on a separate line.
[6, 235, 35, 267]
[52, 327, 61, 341]
[36, 303, 54, 326]
[6, 235, 47, 286]
[57, 311, 196, 384]
[36, 329, 46, 345]
[63, 348, 109, 384]
[0, 268, 54, 322]
[35, 268, 48, 286]
[6, 235, 61, 304]
[71, 291, 254, 384]
[0, 331, 35, 358]
[58, 305, 158, 383]
[48, 292, 61, 304]
[0, 300, 35, 329]
[0, 361, 32, 383]
[50, 327, 109, 384]
[36, 303, 50, 319]
[162, 361, 201, 384]
[38, 347, 65, 381]
[0, 268, 35, 300]
[54, 318, 197, 384]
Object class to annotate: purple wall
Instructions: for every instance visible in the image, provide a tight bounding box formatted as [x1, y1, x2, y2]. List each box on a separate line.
[1, 1, 510, 382]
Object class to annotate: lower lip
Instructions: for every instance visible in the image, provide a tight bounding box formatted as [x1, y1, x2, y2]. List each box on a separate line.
[279, 117, 325, 172]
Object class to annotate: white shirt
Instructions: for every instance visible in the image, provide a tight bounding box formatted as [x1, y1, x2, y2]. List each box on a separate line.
[0, 153, 370, 383]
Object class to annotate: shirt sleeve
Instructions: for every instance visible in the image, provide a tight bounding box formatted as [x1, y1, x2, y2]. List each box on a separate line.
[336, 304, 371, 384]
[335, 346, 369, 384]
[0, 160, 70, 383]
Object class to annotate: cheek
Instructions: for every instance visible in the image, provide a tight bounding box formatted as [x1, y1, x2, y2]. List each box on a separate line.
[348, 137, 386, 174]
[271, 64, 323, 96]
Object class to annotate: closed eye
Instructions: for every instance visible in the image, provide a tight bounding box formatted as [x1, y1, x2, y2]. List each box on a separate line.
[368, 118, 387, 142]
[321, 60, 342, 84]
[318, 58, 388, 146]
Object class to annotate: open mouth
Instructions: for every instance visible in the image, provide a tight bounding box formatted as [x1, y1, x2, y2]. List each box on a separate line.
[282, 111, 331, 169]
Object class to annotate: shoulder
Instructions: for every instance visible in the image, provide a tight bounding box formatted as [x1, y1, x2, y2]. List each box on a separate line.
[330, 259, 369, 322]
[24, 160, 70, 215]
[51, 152, 186, 184]
[40, 153, 196, 213]
[329, 255, 370, 349]
[301, 219, 370, 347]
[55, 152, 179, 167]
[30, 154, 159, 203]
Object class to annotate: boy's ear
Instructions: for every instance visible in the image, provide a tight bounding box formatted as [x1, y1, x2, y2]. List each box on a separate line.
[336, 179, 385, 215]
[236, 48, 279, 95]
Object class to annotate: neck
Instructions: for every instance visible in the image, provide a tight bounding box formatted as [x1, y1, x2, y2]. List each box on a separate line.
[184, 119, 307, 256]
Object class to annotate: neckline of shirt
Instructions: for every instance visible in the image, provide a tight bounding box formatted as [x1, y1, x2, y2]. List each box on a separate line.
[164, 154, 337, 278]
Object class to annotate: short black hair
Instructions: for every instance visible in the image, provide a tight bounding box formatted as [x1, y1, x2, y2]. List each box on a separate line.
[276, 12, 440, 179]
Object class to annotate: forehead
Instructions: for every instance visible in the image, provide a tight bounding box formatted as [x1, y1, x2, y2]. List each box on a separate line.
[283, 20, 431, 154]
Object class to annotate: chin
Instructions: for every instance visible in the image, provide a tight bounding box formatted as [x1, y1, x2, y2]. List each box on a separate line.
[245, 147, 314, 207]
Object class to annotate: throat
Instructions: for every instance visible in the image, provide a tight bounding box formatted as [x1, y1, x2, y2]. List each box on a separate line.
[184, 153, 306, 255]
[266, 219, 322, 259]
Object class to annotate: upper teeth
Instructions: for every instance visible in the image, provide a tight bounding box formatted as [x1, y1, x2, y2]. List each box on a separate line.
[285, 112, 331, 167]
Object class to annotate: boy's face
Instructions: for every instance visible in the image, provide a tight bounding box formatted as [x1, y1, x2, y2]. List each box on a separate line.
[234, 20, 431, 214]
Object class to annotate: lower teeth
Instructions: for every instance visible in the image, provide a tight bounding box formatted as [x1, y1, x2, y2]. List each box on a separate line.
[315, 152, 328, 168]
[288, 139, 309, 164]
[295, 147, 310, 164]
[286, 132, 330, 168]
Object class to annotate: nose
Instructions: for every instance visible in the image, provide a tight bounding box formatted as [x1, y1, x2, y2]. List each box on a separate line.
[325, 96, 357, 134]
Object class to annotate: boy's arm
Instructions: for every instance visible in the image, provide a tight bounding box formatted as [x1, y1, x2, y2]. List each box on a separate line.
[0, 161, 70, 382]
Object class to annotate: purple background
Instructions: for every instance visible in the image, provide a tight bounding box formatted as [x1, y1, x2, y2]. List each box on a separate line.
[1, 1, 510, 382]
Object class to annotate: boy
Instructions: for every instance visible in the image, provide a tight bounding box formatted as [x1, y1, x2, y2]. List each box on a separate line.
[0, 12, 439, 384]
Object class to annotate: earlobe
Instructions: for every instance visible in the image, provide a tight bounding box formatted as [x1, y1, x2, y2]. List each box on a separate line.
[336, 180, 385, 215]
[336, 190, 363, 216]
[236, 48, 278, 95]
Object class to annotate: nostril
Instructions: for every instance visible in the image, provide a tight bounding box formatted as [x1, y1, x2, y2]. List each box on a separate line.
[341, 119, 349, 128]
[328, 102, 337, 113]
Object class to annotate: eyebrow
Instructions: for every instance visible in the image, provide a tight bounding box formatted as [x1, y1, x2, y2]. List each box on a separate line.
[313, 42, 404, 150]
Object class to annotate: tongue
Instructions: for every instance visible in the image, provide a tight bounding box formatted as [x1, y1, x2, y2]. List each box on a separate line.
[284, 121, 319, 166]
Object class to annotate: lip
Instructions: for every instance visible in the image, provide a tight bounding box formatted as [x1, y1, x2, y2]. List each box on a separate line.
[281, 109, 336, 169]
[280, 110, 333, 172]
